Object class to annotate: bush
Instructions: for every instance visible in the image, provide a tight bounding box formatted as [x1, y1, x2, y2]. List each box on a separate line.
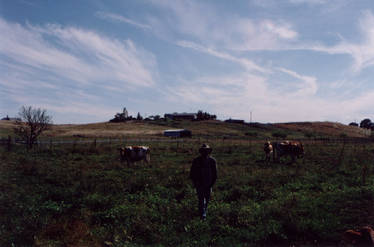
[245, 131, 258, 137]
[272, 131, 288, 139]
[304, 132, 316, 138]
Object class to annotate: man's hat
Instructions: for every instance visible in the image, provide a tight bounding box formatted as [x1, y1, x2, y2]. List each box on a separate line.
[199, 143, 212, 154]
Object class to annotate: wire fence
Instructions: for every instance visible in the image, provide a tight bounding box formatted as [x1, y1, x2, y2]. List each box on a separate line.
[1, 135, 374, 151]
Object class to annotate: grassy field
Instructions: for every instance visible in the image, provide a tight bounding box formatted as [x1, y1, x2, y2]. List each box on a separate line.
[0, 119, 370, 139]
[1, 135, 374, 246]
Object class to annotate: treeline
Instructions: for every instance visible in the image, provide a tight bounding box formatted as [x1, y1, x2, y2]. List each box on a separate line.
[349, 118, 374, 130]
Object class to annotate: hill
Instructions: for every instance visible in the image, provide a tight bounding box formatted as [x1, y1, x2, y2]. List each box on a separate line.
[274, 121, 370, 138]
[0, 120, 370, 139]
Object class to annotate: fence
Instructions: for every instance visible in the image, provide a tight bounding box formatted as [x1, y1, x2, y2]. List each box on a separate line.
[1, 135, 374, 151]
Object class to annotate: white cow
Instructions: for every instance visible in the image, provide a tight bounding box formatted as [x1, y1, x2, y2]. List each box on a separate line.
[263, 141, 273, 164]
[118, 146, 151, 167]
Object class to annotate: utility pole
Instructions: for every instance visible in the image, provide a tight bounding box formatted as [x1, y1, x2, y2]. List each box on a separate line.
[250, 111, 252, 123]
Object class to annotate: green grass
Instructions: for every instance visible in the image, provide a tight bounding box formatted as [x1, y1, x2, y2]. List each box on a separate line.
[1, 140, 374, 246]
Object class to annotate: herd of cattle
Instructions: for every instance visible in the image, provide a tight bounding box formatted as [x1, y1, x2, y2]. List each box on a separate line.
[118, 140, 305, 166]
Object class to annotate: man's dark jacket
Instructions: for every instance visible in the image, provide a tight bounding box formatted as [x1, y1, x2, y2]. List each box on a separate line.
[190, 156, 217, 188]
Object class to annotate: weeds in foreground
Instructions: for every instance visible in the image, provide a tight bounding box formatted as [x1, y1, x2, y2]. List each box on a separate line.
[1, 141, 374, 246]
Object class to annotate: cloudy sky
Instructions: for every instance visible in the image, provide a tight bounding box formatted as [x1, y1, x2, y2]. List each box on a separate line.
[1, 0, 374, 124]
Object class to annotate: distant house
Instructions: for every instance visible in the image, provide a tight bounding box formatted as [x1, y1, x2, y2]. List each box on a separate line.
[225, 119, 245, 124]
[1, 115, 21, 121]
[164, 129, 192, 138]
[164, 112, 197, 121]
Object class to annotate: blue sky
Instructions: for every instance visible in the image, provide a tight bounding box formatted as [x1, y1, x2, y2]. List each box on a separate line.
[1, 0, 374, 124]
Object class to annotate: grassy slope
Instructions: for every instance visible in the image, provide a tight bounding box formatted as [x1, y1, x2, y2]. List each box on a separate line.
[0, 120, 370, 139]
[274, 122, 369, 138]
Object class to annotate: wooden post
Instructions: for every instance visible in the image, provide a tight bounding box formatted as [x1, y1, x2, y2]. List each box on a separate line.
[362, 164, 368, 186]
[72, 139, 77, 153]
[7, 135, 11, 152]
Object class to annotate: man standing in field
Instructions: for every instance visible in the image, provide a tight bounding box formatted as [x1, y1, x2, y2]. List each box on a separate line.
[190, 144, 217, 220]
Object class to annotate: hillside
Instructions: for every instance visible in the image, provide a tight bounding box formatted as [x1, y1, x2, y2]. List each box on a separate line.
[274, 121, 370, 138]
[0, 120, 370, 139]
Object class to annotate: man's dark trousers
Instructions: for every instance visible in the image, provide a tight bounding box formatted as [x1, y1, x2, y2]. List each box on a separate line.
[196, 186, 211, 219]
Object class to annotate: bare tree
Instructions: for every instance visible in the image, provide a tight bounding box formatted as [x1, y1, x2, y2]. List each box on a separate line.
[14, 106, 52, 149]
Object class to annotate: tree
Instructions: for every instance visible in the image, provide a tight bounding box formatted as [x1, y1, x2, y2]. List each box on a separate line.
[196, 110, 217, 121]
[14, 106, 52, 149]
[360, 118, 372, 129]
[349, 122, 359, 127]
[109, 107, 134, 122]
[122, 107, 128, 118]
[136, 112, 143, 120]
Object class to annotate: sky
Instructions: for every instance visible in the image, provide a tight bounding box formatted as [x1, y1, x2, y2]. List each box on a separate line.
[1, 0, 374, 124]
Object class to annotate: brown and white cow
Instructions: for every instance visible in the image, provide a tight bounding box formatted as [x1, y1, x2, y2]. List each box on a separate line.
[118, 146, 151, 167]
[272, 140, 304, 163]
[263, 141, 273, 164]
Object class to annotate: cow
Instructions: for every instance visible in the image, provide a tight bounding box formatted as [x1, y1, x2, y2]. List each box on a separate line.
[263, 141, 273, 164]
[118, 146, 151, 167]
[343, 226, 374, 246]
[272, 140, 304, 164]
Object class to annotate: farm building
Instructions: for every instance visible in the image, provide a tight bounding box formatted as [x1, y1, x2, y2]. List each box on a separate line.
[164, 113, 197, 121]
[1, 115, 21, 121]
[164, 129, 192, 138]
[225, 119, 245, 124]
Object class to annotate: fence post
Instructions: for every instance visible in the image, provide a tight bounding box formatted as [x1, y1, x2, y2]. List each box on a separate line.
[7, 135, 12, 152]
[72, 139, 77, 153]
[362, 164, 368, 186]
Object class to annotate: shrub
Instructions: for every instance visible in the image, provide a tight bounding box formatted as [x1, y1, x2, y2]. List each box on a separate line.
[272, 131, 288, 139]
[245, 131, 258, 137]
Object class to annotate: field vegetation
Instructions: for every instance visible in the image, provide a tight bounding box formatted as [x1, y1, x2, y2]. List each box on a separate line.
[1, 120, 374, 246]
[1, 128, 374, 246]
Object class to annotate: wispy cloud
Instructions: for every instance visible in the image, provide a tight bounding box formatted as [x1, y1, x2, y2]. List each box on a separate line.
[277, 67, 318, 96]
[288, 0, 329, 5]
[95, 12, 151, 30]
[307, 10, 374, 72]
[288, 0, 351, 12]
[0, 18, 156, 88]
[165, 71, 372, 123]
[150, 0, 298, 51]
[0, 17, 158, 122]
[176, 40, 269, 73]
[2, 0, 374, 124]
